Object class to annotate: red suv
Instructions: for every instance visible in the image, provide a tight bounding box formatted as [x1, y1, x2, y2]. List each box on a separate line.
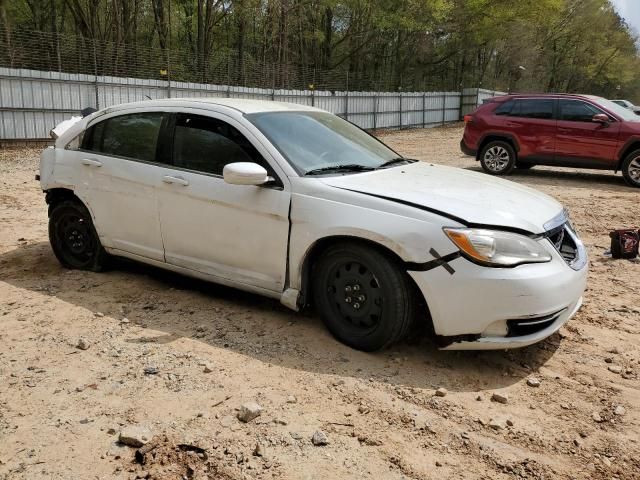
[461, 94, 640, 187]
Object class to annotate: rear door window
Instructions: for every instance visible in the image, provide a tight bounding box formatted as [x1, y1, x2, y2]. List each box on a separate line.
[494, 100, 514, 115]
[83, 112, 165, 162]
[558, 100, 601, 122]
[510, 99, 554, 119]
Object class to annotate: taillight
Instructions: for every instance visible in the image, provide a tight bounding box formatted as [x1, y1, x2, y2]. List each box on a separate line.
[463, 115, 474, 124]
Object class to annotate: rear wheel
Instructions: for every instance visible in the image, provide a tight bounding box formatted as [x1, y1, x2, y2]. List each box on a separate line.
[479, 140, 516, 175]
[49, 200, 107, 271]
[622, 149, 640, 188]
[312, 243, 416, 352]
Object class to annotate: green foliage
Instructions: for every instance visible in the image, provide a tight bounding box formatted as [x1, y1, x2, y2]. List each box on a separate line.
[0, 0, 638, 99]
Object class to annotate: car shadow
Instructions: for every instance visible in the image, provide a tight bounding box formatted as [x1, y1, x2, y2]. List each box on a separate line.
[463, 165, 632, 192]
[1, 242, 561, 393]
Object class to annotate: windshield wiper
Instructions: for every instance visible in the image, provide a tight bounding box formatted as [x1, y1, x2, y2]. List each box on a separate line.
[376, 157, 417, 169]
[304, 164, 376, 176]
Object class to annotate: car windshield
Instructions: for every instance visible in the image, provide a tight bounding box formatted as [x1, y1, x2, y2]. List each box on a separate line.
[246, 111, 400, 175]
[595, 98, 639, 121]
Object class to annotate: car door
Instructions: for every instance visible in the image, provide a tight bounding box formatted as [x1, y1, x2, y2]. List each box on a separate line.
[502, 98, 557, 160]
[76, 111, 168, 261]
[156, 111, 290, 293]
[555, 99, 621, 167]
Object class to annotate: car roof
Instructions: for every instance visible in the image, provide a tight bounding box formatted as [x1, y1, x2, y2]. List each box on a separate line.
[490, 93, 605, 103]
[100, 97, 325, 115]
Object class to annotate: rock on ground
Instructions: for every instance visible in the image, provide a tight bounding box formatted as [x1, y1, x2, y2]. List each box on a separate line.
[237, 402, 263, 423]
[311, 430, 329, 446]
[526, 377, 541, 387]
[491, 392, 509, 404]
[119, 426, 153, 448]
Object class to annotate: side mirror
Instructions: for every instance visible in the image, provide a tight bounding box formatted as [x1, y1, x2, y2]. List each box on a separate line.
[223, 162, 270, 186]
[592, 113, 610, 124]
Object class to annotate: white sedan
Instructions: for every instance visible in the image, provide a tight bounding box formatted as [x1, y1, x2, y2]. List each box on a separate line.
[40, 99, 588, 351]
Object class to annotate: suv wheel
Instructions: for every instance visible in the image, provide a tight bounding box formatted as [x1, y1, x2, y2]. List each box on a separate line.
[479, 141, 516, 175]
[312, 243, 416, 352]
[49, 200, 108, 271]
[622, 149, 640, 188]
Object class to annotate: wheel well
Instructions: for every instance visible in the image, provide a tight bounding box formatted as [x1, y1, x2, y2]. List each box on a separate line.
[44, 188, 82, 216]
[298, 236, 432, 324]
[477, 135, 518, 160]
[618, 142, 640, 170]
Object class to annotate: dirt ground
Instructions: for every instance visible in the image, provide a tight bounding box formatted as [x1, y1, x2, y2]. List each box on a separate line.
[1, 125, 639, 480]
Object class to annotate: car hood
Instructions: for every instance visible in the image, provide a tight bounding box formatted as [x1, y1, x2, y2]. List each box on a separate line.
[320, 162, 563, 234]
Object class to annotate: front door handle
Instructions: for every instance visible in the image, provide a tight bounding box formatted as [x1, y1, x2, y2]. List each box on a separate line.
[162, 175, 189, 186]
[81, 158, 102, 167]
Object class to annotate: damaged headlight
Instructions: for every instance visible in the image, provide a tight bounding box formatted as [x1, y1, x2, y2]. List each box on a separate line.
[443, 228, 552, 267]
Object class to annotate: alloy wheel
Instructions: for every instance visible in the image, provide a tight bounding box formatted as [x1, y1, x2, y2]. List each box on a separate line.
[629, 156, 640, 184]
[483, 146, 510, 172]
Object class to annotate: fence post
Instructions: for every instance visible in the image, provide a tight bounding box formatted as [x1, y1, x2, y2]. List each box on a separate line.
[92, 41, 99, 109]
[373, 93, 377, 130]
[458, 88, 464, 121]
[345, 91, 349, 121]
[167, 0, 172, 99]
[442, 93, 446, 126]
[422, 92, 426, 128]
[399, 92, 402, 129]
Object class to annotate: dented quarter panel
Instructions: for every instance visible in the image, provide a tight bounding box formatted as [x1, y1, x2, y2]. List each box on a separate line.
[287, 177, 462, 292]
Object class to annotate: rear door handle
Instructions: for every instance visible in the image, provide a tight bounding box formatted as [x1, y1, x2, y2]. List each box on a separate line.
[162, 175, 189, 186]
[81, 158, 102, 167]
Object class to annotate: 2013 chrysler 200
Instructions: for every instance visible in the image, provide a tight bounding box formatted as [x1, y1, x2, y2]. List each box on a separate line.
[40, 99, 588, 351]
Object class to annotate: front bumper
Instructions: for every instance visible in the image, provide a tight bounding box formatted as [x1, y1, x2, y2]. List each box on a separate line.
[441, 297, 582, 350]
[408, 240, 588, 350]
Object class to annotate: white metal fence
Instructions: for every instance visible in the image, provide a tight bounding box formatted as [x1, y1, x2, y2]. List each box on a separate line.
[0, 68, 500, 140]
[460, 87, 507, 117]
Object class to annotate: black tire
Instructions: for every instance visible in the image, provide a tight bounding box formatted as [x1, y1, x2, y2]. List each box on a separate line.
[516, 163, 534, 170]
[621, 149, 640, 188]
[48, 200, 108, 271]
[479, 140, 516, 175]
[312, 242, 416, 352]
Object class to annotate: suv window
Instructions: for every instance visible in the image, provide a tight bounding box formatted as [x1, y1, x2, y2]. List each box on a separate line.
[510, 99, 554, 119]
[172, 114, 265, 176]
[559, 100, 601, 122]
[494, 100, 514, 115]
[84, 113, 165, 162]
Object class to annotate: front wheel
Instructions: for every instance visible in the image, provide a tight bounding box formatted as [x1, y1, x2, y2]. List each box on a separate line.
[622, 149, 640, 188]
[312, 243, 416, 352]
[479, 141, 516, 175]
[49, 200, 108, 271]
